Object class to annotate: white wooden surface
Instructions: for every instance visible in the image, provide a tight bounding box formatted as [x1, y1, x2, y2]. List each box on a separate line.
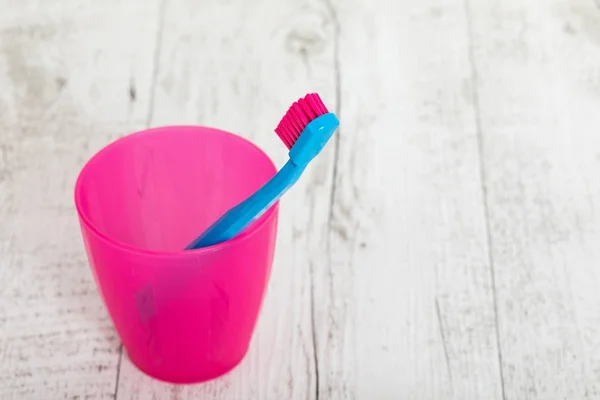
[1, 0, 600, 399]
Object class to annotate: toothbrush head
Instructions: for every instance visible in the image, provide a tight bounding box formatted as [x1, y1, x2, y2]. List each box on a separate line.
[275, 93, 330, 150]
[274, 92, 340, 167]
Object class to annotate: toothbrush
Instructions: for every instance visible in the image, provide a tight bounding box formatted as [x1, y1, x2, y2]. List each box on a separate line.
[185, 93, 339, 250]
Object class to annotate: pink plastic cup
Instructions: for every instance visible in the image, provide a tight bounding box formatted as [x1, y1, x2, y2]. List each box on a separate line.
[74, 126, 279, 383]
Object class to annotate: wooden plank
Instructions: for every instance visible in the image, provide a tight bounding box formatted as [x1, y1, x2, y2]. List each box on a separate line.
[467, 0, 600, 398]
[314, 0, 505, 398]
[115, 0, 336, 398]
[0, 1, 159, 399]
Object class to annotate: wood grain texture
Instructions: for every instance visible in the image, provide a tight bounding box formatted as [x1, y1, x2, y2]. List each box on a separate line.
[0, 1, 159, 399]
[114, 0, 337, 399]
[314, 0, 504, 399]
[467, 0, 600, 398]
[2, 0, 600, 399]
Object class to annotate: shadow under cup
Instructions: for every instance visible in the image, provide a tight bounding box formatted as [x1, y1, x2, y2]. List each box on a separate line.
[74, 126, 279, 384]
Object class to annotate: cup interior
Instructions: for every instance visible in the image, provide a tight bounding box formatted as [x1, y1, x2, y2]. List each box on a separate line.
[75, 126, 277, 252]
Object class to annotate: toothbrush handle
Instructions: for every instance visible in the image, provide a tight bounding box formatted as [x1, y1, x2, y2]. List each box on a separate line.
[185, 159, 303, 249]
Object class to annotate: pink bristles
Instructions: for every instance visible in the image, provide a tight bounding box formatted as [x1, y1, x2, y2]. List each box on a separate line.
[275, 93, 329, 149]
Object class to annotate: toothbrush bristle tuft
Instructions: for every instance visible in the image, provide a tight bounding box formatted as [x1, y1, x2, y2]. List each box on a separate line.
[275, 93, 329, 149]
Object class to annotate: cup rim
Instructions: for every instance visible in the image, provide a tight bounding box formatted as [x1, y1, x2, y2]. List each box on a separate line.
[74, 125, 279, 257]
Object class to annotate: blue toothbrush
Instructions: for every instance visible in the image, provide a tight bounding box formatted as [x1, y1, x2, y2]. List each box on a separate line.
[185, 93, 339, 250]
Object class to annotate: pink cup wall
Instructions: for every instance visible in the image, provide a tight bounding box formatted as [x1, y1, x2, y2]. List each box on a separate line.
[74, 126, 279, 383]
